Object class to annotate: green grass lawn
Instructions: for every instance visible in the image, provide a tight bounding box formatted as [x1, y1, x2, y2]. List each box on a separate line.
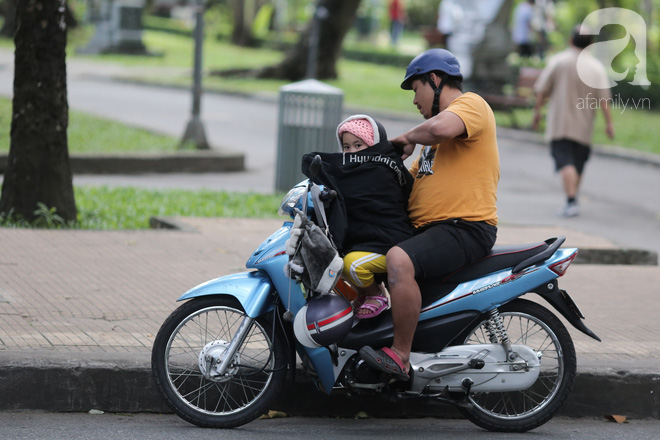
[495, 106, 659, 155]
[74, 186, 283, 230]
[0, 97, 179, 154]
[0, 185, 284, 230]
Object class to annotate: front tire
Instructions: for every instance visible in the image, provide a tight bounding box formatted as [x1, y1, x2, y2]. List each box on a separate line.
[458, 299, 577, 432]
[151, 296, 288, 428]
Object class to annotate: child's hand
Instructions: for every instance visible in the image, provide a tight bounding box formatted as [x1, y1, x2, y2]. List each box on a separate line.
[391, 135, 415, 160]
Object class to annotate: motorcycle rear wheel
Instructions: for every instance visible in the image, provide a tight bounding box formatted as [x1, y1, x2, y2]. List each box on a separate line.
[151, 296, 287, 428]
[457, 298, 577, 432]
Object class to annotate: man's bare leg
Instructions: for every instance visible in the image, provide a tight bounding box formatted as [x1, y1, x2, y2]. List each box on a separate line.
[384, 246, 421, 369]
[559, 164, 580, 199]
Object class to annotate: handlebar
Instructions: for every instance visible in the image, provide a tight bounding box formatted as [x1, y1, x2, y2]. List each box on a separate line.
[309, 154, 323, 179]
[319, 189, 337, 202]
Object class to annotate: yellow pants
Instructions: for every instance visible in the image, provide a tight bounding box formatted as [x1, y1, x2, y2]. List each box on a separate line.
[342, 251, 387, 288]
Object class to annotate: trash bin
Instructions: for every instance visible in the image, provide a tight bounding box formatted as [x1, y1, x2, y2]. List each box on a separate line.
[275, 79, 344, 192]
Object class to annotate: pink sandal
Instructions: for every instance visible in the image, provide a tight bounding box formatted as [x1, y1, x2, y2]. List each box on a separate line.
[359, 346, 409, 381]
[355, 295, 389, 320]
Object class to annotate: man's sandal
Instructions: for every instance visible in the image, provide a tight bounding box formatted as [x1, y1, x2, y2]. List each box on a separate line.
[359, 346, 410, 381]
[355, 295, 389, 320]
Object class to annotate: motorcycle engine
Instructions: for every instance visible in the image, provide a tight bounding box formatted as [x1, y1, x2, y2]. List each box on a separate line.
[344, 356, 388, 392]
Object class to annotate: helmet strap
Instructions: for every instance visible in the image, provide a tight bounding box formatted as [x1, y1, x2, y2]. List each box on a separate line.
[426, 73, 446, 117]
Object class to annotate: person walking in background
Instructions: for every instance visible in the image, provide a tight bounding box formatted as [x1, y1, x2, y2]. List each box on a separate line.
[532, 25, 615, 217]
[389, 0, 406, 47]
[436, 0, 456, 48]
[531, 0, 556, 59]
[511, 0, 535, 58]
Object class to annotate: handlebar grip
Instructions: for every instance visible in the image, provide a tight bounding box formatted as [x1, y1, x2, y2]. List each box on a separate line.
[309, 155, 323, 178]
[319, 189, 337, 202]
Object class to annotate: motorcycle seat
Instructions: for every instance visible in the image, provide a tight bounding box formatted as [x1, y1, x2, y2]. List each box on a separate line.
[416, 238, 565, 309]
[441, 240, 550, 284]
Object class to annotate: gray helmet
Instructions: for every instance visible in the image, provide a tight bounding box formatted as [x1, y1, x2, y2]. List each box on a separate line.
[401, 48, 463, 90]
[293, 294, 354, 348]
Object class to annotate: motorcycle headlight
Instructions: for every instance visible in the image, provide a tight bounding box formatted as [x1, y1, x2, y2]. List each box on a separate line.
[278, 181, 308, 217]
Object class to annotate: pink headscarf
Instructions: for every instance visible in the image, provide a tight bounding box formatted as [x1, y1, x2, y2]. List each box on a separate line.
[338, 118, 375, 146]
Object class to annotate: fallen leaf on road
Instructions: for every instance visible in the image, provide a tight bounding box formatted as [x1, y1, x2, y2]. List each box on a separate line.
[260, 410, 287, 419]
[605, 414, 627, 423]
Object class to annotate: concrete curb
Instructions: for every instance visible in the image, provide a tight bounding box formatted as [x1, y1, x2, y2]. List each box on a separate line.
[148, 216, 658, 266]
[575, 248, 658, 266]
[0, 356, 657, 419]
[0, 150, 245, 175]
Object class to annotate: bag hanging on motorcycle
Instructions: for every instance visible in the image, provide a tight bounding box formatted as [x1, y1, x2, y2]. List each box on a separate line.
[285, 209, 343, 295]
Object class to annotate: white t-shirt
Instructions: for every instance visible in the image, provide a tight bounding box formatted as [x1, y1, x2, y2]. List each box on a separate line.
[534, 47, 611, 145]
[511, 2, 534, 45]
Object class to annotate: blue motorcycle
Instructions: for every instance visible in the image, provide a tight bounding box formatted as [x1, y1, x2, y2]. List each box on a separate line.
[151, 159, 600, 432]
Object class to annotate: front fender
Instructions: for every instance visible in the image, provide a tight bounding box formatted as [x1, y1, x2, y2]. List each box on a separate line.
[178, 271, 275, 318]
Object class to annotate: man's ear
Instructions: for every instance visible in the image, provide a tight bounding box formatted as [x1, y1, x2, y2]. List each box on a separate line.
[429, 72, 440, 88]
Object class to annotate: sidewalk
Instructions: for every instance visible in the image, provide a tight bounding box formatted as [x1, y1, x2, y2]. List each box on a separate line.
[1, 217, 658, 418]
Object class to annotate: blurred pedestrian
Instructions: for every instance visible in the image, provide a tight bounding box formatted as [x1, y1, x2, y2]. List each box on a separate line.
[389, 0, 406, 47]
[511, 0, 535, 58]
[532, 25, 615, 217]
[436, 0, 456, 47]
[531, 0, 556, 59]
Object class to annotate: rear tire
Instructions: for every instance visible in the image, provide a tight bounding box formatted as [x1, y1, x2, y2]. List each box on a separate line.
[151, 296, 288, 428]
[457, 299, 577, 432]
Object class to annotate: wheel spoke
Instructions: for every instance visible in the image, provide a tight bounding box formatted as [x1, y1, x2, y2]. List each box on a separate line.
[465, 308, 568, 420]
[161, 305, 278, 416]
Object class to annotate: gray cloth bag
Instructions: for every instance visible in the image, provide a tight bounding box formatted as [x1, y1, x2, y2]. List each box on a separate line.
[285, 208, 343, 295]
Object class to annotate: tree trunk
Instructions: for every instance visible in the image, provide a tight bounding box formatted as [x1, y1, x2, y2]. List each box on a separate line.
[0, 0, 75, 37]
[0, 0, 77, 223]
[230, 0, 268, 47]
[258, 0, 361, 81]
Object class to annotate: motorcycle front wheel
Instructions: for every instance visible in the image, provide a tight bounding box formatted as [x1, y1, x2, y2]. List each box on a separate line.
[457, 298, 577, 432]
[151, 296, 288, 428]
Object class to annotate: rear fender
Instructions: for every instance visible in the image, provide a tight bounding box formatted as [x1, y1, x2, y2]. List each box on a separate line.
[177, 271, 275, 318]
[532, 280, 601, 341]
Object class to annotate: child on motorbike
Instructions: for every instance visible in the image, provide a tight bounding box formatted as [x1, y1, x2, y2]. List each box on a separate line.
[302, 115, 414, 319]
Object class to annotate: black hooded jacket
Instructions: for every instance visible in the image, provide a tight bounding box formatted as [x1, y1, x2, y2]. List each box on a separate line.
[302, 117, 413, 256]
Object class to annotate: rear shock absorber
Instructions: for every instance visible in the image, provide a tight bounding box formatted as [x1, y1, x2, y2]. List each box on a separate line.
[485, 309, 515, 361]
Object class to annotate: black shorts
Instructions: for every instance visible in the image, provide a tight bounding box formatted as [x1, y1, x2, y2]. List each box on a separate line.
[551, 138, 591, 175]
[518, 43, 533, 57]
[397, 219, 497, 279]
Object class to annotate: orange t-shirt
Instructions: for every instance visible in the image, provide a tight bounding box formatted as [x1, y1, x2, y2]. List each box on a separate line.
[408, 92, 500, 228]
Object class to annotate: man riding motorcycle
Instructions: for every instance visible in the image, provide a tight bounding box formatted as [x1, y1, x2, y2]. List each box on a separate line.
[359, 48, 500, 381]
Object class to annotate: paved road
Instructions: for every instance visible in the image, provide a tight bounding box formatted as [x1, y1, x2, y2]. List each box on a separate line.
[0, 48, 659, 256]
[0, 412, 658, 440]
